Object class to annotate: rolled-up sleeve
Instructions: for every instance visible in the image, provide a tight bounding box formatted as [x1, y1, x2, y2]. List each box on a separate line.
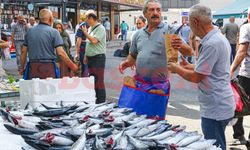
[239, 25, 250, 44]
[129, 31, 139, 55]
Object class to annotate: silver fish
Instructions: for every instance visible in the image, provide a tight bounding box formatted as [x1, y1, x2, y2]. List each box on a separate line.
[158, 131, 188, 145]
[71, 131, 87, 150]
[125, 128, 141, 137]
[185, 139, 217, 149]
[114, 134, 128, 150]
[40, 133, 74, 146]
[127, 135, 149, 150]
[135, 123, 161, 137]
[127, 119, 156, 129]
[177, 135, 202, 147]
[141, 130, 176, 141]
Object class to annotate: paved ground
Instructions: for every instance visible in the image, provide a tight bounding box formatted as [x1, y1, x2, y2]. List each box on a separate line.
[1, 40, 250, 150]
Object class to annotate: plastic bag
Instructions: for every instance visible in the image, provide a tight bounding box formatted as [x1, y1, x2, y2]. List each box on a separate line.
[9, 45, 16, 53]
[231, 78, 250, 117]
[2, 47, 11, 60]
[118, 77, 170, 119]
[231, 82, 243, 112]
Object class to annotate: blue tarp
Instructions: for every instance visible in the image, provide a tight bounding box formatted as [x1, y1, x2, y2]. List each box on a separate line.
[213, 0, 250, 19]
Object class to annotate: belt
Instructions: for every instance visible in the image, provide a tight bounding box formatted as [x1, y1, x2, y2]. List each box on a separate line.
[29, 59, 55, 63]
[88, 54, 105, 58]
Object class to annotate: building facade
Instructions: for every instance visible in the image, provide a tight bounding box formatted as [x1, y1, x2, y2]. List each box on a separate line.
[0, 0, 143, 39]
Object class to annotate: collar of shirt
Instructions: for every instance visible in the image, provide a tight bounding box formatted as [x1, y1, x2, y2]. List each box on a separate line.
[200, 27, 219, 45]
[39, 22, 51, 26]
[16, 22, 26, 27]
[143, 22, 165, 34]
[92, 23, 100, 28]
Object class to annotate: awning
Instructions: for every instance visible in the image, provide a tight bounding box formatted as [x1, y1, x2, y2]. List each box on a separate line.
[213, 0, 250, 19]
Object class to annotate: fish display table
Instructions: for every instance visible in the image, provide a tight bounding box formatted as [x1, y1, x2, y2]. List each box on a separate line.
[0, 103, 222, 150]
[0, 115, 33, 150]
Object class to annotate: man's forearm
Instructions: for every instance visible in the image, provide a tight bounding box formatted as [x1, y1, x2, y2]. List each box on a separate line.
[85, 33, 98, 44]
[20, 47, 28, 70]
[127, 53, 136, 66]
[179, 43, 194, 56]
[172, 64, 201, 83]
[58, 48, 76, 70]
[185, 64, 195, 70]
[11, 32, 15, 44]
[231, 51, 246, 73]
[76, 38, 81, 56]
[231, 43, 248, 73]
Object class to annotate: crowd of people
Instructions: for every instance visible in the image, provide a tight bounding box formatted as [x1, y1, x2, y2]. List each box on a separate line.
[0, 0, 250, 149]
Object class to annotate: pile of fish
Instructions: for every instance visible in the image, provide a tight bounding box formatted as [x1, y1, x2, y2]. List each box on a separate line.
[0, 102, 222, 150]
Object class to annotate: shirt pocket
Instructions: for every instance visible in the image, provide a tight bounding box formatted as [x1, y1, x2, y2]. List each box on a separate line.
[150, 40, 164, 56]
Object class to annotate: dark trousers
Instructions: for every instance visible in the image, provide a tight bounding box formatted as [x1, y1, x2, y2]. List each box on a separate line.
[80, 51, 88, 77]
[87, 54, 106, 104]
[202, 117, 231, 150]
[233, 76, 250, 139]
[230, 44, 236, 64]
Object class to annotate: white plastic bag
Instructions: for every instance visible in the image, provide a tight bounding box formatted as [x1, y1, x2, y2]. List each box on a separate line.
[2, 47, 11, 60]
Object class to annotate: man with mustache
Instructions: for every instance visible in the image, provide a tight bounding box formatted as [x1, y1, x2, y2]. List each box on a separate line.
[119, 0, 193, 118]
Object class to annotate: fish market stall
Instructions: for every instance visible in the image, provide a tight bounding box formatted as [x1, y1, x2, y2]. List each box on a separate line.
[0, 102, 222, 150]
[0, 77, 19, 107]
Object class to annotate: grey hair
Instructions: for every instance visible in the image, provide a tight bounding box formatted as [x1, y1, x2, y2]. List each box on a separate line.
[189, 5, 212, 23]
[143, 0, 161, 13]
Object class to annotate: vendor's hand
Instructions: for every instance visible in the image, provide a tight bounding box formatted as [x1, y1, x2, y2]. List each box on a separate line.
[119, 60, 131, 74]
[180, 55, 189, 68]
[171, 35, 183, 50]
[2, 42, 10, 48]
[19, 68, 24, 76]
[81, 26, 88, 34]
[168, 62, 177, 73]
[71, 64, 79, 73]
[131, 65, 136, 71]
[75, 54, 79, 61]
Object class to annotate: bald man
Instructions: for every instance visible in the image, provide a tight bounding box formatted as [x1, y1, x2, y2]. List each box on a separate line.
[11, 15, 29, 71]
[20, 9, 78, 79]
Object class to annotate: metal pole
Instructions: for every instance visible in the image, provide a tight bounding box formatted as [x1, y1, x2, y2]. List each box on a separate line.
[62, 0, 67, 22]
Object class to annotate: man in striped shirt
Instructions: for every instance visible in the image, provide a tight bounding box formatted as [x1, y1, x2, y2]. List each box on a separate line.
[11, 15, 29, 70]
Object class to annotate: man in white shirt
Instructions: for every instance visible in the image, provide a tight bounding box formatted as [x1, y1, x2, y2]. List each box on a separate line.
[104, 18, 111, 41]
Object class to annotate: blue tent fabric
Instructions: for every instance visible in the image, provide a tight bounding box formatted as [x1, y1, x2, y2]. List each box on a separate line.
[213, 0, 250, 19]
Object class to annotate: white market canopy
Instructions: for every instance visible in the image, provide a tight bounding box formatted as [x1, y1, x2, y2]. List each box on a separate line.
[213, 0, 250, 19]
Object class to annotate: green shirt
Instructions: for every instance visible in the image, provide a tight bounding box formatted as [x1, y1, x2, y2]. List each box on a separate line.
[86, 23, 106, 57]
[120, 22, 128, 30]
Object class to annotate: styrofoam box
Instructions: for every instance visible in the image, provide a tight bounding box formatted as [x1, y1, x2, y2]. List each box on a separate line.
[19, 77, 95, 108]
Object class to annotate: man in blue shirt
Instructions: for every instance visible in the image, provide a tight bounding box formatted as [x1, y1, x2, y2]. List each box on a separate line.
[75, 14, 88, 77]
[168, 5, 235, 150]
[20, 9, 78, 79]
